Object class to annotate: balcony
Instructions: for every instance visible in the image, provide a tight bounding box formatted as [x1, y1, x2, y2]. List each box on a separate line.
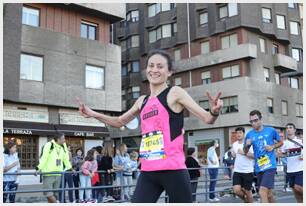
[141, 43, 257, 81]
[273, 53, 298, 72]
[174, 43, 257, 74]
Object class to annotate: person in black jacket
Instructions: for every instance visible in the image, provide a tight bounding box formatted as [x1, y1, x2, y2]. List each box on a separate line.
[98, 143, 115, 202]
[185, 147, 202, 203]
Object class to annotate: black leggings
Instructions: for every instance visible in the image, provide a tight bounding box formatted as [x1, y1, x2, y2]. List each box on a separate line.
[131, 169, 192, 203]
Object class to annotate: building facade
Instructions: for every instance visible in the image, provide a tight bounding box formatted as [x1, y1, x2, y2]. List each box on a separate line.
[113, 3, 303, 162]
[3, 3, 125, 184]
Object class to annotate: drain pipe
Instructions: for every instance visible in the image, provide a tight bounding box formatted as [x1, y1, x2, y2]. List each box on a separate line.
[186, 1, 192, 88]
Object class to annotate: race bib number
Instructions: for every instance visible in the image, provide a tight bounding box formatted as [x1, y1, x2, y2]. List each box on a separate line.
[286, 148, 302, 157]
[257, 155, 271, 171]
[139, 131, 166, 161]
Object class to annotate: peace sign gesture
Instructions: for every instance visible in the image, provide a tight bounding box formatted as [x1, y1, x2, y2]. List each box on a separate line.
[76, 97, 96, 118]
[206, 91, 223, 115]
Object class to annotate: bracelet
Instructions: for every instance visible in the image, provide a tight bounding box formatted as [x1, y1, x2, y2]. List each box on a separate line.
[209, 110, 219, 117]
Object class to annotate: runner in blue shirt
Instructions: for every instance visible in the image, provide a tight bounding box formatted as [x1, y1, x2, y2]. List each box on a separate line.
[243, 110, 283, 203]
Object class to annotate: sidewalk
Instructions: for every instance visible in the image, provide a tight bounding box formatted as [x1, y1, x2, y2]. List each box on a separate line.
[15, 174, 294, 203]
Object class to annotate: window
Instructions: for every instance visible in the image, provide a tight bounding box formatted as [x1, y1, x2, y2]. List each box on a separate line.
[228, 3, 238, 17]
[149, 24, 175, 43]
[219, 3, 238, 19]
[172, 23, 177, 34]
[132, 86, 140, 99]
[157, 27, 162, 40]
[272, 44, 279, 55]
[289, 77, 299, 89]
[296, 103, 303, 117]
[174, 49, 181, 61]
[121, 40, 126, 52]
[22, 6, 39, 27]
[149, 30, 157, 43]
[131, 61, 140, 72]
[122, 66, 127, 76]
[122, 99, 126, 109]
[148, 3, 175, 17]
[259, 38, 266, 53]
[20, 53, 43, 81]
[148, 4, 158, 17]
[161, 3, 171, 11]
[267, 98, 273, 113]
[222, 65, 240, 79]
[174, 77, 182, 86]
[292, 48, 301, 62]
[85, 65, 104, 89]
[201, 41, 210, 54]
[4, 136, 38, 169]
[221, 33, 238, 49]
[199, 100, 210, 111]
[219, 5, 228, 19]
[262, 8, 272, 23]
[275, 73, 280, 85]
[199, 12, 208, 25]
[288, 3, 296, 8]
[201, 71, 211, 84]
[127, 63, 132, 73]
[80, 21, 97, 40]
[127, 10, 139, 22]
[264, 68, 270, 82]
[221, 96, 238, 114]
[65, 137, 85, 157]
[131, 35, 139, 47]
[276, 15, 286, 29]
[281, 100, 288, 115]
[290, 21, 299, 35]
[162, 24, 171, 38]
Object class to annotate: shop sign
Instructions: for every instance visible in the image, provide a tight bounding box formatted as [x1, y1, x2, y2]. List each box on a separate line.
[60, 113, 105, 127]
[74, 132, 95, 137]
[4, 109, 48, 123]
[3, 128, 33, 135]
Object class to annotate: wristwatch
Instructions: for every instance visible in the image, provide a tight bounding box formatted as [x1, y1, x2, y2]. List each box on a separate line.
[210, 110, 219, 117]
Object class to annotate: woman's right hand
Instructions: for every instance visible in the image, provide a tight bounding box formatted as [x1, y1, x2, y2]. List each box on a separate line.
[76, 97, 96, 118]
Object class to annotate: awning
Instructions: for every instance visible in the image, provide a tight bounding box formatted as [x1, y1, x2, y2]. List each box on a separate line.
[3, 120, 109, 137]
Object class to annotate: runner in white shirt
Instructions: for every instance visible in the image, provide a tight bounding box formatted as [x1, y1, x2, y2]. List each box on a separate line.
[281, 123, 303, 203]
[231, 127, 254, 203]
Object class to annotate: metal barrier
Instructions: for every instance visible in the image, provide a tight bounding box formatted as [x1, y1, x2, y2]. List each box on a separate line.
[3, 165, 289, 203]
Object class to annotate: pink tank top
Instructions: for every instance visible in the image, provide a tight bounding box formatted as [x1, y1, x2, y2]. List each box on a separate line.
[139, 87, 186, 171]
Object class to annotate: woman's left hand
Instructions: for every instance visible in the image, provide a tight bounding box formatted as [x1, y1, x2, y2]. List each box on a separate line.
[207, 91, 223, 114]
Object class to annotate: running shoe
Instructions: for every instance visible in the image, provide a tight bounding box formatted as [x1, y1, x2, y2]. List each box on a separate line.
[107, 196, 115, 202]
[208, 197, 220, 202]
[89, 199, 97, 203]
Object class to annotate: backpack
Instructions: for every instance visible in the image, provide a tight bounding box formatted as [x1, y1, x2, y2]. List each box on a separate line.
[40, 142, 54, 158]
[223, 151, 234, 165]
[40, 141, 66, 158]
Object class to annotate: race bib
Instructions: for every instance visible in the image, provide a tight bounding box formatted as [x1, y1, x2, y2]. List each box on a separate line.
[139, 130, 166, 161]
[287, 148, 302, 157]
[257, 155, 271, 171]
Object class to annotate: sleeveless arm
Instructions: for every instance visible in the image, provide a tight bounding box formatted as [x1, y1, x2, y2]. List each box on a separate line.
[78, 96, 146, 128]
[173, 86, 219, 124]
